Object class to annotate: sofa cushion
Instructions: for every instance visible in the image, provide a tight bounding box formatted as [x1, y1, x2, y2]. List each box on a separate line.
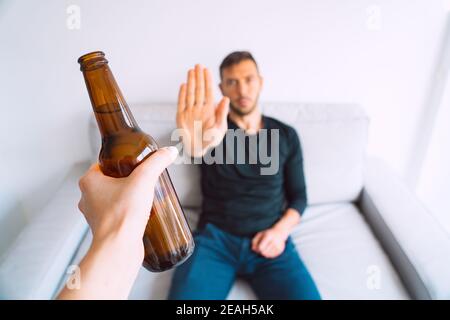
[262, 103, 368, 205]
[89, 103, 368, 207]
[292, 202, 408, 299]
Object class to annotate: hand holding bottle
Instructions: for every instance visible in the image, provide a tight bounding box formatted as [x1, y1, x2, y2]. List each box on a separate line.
[58, 147, 177, 300]
[78, 147, 179, 246]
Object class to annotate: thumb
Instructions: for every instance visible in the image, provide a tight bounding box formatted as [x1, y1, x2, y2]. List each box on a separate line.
[129, 146, 178, 185]
[215, 97, 230, 128]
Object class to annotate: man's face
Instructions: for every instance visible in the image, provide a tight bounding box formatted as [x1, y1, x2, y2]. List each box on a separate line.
[220, 59, 263, 116]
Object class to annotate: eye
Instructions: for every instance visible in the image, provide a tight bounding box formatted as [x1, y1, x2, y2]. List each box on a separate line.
[226, 79, 237, 86]
[246, 76, 256, 84]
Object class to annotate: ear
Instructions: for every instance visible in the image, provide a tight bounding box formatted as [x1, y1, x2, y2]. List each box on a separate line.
[219, 82, 225, 96]
[259, 75, 264, 90]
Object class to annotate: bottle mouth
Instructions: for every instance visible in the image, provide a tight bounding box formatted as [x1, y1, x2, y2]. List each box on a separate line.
[78, 51, 108, 71]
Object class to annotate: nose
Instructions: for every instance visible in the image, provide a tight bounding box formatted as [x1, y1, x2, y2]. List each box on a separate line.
[237, 81, 248, 96]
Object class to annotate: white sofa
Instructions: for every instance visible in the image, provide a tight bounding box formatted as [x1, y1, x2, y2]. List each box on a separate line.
[1, 103, 449, 300]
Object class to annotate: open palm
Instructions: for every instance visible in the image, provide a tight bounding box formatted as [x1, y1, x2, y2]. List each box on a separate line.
[176, 64, 229, 157]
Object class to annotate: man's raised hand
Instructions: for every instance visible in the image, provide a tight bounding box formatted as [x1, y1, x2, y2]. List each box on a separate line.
[176, 64, 229, 157]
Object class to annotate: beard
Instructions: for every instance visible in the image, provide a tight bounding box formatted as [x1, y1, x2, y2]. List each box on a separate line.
[229, 96, 259, 116]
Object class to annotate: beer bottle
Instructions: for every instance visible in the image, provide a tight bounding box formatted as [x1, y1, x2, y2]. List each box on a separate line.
[78, 51, 194, 272]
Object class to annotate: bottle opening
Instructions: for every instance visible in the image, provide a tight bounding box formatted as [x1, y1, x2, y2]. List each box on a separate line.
[78, 51, 108, 71]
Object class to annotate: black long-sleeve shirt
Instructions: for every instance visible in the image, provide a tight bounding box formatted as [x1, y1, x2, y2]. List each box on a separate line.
[199, 115, 307, 237]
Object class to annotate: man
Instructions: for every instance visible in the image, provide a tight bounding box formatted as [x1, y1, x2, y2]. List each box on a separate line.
[169, 51, 321, 299]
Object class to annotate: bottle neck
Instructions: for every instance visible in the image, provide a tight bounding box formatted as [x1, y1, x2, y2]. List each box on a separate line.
[81, 58, 140, 137]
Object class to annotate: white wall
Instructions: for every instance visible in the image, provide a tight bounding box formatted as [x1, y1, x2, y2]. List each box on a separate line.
[0, 0, 448, 254]
[417, 65, 450, 234]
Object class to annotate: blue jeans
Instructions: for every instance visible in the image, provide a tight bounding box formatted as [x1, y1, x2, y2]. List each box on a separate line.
[168, 223, 321, 300]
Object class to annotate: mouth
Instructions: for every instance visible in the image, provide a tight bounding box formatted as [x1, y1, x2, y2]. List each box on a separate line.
[237, 98, 251, 107]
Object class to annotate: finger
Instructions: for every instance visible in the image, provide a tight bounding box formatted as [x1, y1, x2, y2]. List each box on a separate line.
[215, 97, 230, 128]
[204, 68, 214, 106]
[253, 233, 267, 253]
[251, 232, 263, 251]
[264, 242, 280, 258]
[195, 64, 205, 107]
[78, 162, 106, 192]
[270, 246, 284, 259]
[261, 243, 276, 258]
[177, 83, 187, 113]
[130, 147, 178, 187]
[258, 235, 272, 253]
[186, 69, 195, 109]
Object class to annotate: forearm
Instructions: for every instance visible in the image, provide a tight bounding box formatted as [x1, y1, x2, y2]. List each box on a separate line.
[57, 234, 143, 300]
[273, 208, 301, 235]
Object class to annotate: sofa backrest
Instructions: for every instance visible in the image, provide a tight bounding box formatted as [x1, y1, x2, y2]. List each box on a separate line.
[88, 103, 369, 208]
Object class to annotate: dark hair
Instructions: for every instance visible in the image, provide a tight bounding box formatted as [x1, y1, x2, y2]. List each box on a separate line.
[219, 51, 258, 79]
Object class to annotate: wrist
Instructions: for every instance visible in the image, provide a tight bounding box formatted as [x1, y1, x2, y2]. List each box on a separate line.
[91, 234, 144, 266]
[272, 223, 291, 240]
[92, 223, 144, 262]
[67, 231, 143, 300]
[273, 208, 301, 237]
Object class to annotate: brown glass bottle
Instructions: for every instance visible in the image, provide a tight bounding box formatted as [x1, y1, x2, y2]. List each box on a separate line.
[78, 51, 194, 272]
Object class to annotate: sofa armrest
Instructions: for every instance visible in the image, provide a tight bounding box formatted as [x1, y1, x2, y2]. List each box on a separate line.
[0, 162, 90, 299]
[358, 157, 450, 300]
